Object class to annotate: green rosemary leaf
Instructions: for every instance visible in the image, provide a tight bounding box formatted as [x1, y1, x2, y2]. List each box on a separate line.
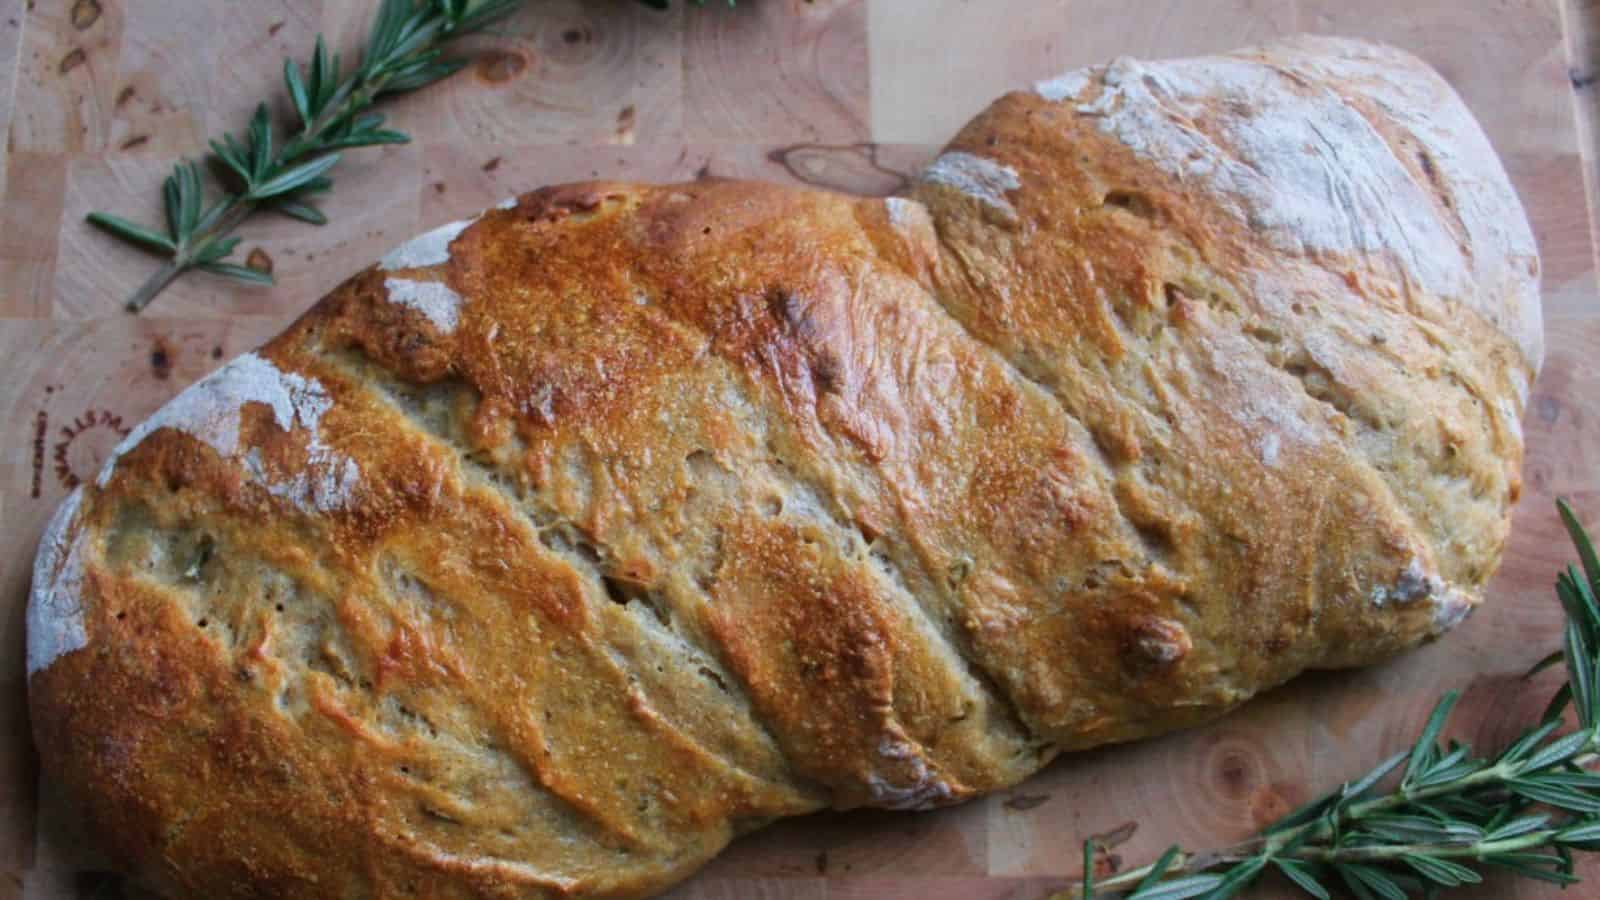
[1481, 853, 1583, 885]
[85, 212, 177, 253]
[1389, 871, 1431, 897]
[319, 130, 411, 150]
[1533, 771, 1600, 790]
[195, 198, 231, 233]
[1402, 854, 1481, 887]
[382, 57, 469, 93]
[198, 262, 275, 285]
[272, 200, 328, 225]
[208, 139, 252, 184]
[368, 0, 410, 62]
[1430, 793, 1498, 821]
[1501, 719, 1563, 764]
[308, 35, 327, 109]
[285, 59, 311, 125]
[1555, 818, 1600, 847]
[1360, 815, 1482, 845]
[248, 103, 273, 180]
[1486, 814, 1552, 842]
[1479, 802, 1514, 835]
[1125, 874, 1223, 900]
[1562, 567, 1600, 644]
[1518, 730, 1592, 774]
[1413, 744, 1481, 788]
[192, 235, 241, 265]
[1564, 615, 1596, 729]
[1592, 655, 1600, 729]
[1335, 866, 1379, 900]
[223, 132, 252, 175]
[1198, 856, 1265, 899]
[297, 176, 334, 195]
[457, 0, 524, 31]
[1339, 863, 1407, 900]
[1560, 500, 1600, 594]
[371, 46, 443, 82]
[1404, 692, 1460, 787]
[388, 17, 446, 62]
[162, 170, 183, 240]
[1420, 744, 1471, 776]
[1413, 760, 1484, 789]
[1508, 775, 1600, 812]
[180, 162, 203, 237]
[313, 35, 340, 110]
[1272, 859, 1329, 900]
[1082, 839, 1095, 899]
[1342, 751, 1409, 805]
[349, 111, 386, 132]
[327, 47, 344, 97]
[247, 153, 342, 200]
[1527, 650, 1567, 680]
[1544, 682, 1574, 725]
[1134, 847, 1184, 893]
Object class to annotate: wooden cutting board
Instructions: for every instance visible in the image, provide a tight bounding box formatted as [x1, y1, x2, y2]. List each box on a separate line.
[1, 1, 1597, 897]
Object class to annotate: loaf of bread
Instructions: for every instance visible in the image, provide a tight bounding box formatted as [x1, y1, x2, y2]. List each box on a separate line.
[28, 35, 1540, 899]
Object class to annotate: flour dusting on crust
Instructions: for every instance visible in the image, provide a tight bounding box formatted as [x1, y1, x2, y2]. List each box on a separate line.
[385, 278, 463, 333]
[28, 487, 89, 676]
[1034, 70, 1091, 103]
[1432, 588, 1475, 634]
[1258, 433, 1282, 467]
[97, 353, 361, 513]
[884, 196, 917, 228]
[1045, 37, 1540, 368]
[920, 152, 1022, 218]
[379, 219, 475, 271]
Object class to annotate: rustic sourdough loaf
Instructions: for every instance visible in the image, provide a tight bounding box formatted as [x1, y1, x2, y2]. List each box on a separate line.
[28, 36, 1540, 899]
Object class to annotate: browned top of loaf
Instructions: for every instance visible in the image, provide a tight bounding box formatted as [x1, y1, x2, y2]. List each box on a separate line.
[28, 36, 1539, 900]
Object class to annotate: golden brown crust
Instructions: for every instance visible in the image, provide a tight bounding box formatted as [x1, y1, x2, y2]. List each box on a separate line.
[29, 37, 1539, 899]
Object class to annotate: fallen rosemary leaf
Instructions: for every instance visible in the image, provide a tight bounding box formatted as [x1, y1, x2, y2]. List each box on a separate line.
[89, 0, 523, 313]
[1060, 499, 1600, 899]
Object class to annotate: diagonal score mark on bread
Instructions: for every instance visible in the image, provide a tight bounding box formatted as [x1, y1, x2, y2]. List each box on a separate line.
[29, 36, 1540, 899]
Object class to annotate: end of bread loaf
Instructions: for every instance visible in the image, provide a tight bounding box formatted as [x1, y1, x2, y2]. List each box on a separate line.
[28, 486, 88, 677]
[916, 33, 1538, 701]
[1029, 34, 1542, 370]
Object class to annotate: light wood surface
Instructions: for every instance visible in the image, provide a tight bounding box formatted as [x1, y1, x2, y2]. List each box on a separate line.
[0, 2, 1596, 898]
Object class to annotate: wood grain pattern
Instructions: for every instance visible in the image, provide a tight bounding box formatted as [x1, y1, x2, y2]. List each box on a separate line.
[1, 2, 1596, 898]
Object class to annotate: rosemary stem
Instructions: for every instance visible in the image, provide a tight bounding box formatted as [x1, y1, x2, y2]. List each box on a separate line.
[121, 200, 255, 312]
[122, 258, 187, 314]
[1292, 831, 1560, 864]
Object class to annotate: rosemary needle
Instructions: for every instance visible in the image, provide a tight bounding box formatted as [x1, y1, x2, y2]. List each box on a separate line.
[1063, 499, 1600, 899]
[87, 0, 523, 314]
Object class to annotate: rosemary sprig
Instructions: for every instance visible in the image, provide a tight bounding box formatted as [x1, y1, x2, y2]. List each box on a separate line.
[1064, 499, 1600, 899]
[87, 0, 523, 313]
